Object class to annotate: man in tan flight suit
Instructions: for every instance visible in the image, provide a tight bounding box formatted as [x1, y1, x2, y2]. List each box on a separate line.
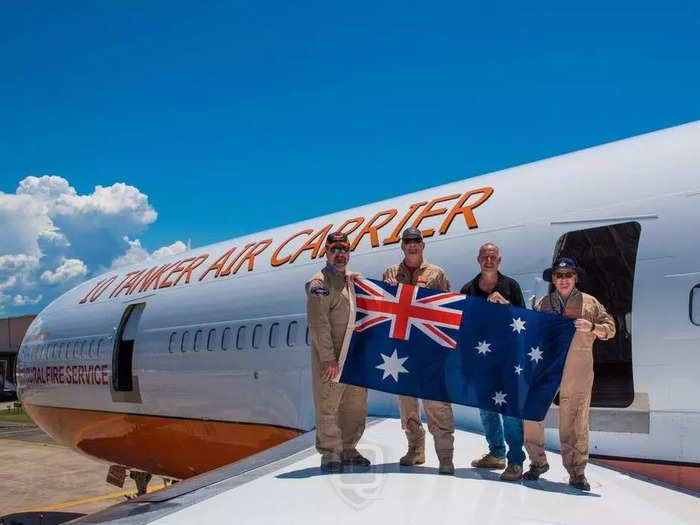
[306, 231, 369, 472]
[383, 227, 456, 475]
[523, 257, 615, 490]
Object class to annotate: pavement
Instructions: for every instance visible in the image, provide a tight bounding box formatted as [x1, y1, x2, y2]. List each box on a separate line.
[0, 420, 167, 522]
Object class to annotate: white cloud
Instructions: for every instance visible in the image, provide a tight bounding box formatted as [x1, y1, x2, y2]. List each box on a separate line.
[12, 294, 43, 306]
[0, 193, 54, 256]
[151, 240, 187, 259]
[0, 174, 173, 315]
[17, 176, 156, 225]
[111, 238, 187, 269]
[40, 258, 88, 284]
[0, 254, 40, 291]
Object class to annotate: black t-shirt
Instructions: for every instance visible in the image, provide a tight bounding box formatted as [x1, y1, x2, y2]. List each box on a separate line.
[460, 272, 525, 308]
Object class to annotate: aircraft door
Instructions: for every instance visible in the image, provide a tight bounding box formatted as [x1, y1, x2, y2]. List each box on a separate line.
[552, 222, 641, 408]
[112, 303, 145, 401]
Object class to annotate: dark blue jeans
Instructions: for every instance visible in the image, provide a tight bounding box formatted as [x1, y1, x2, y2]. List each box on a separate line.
[479, 409, 525, 465]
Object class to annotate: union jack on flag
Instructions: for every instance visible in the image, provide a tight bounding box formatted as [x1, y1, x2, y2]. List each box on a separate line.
[353, 276, 464, 348]
[337, 277, 576, 420]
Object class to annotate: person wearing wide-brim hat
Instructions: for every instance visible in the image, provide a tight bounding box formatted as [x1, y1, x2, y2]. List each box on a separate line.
[522, 257, 616, 491]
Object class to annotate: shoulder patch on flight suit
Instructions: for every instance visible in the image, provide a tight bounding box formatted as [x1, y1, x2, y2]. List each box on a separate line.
[310, 286, 329, 296]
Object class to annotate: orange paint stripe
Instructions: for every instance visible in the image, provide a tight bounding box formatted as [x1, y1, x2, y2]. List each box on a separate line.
[594, 457, 700, 492]
[24, 404, 301, 480]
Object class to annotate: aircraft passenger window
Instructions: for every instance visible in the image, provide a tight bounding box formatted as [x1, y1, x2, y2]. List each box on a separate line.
[88, 341, 94, 358]
[181, 331, 191, 352]
[305, 326, 310, 347]
[252, 324, 263, 349]
[59, 343, 65, 359]
[194, 330, 203, 352]
[207, 329, 216, 351]
[269, 323, 280, 348]
[97, 339, 104, 357]
[236, 326, 247, 350]
[691, 285, 700, 325]
[65, 342, 71, 359]
[287, 321, 298, 347]
[169, 332, 177, 353]
[221, 327, 231, 350]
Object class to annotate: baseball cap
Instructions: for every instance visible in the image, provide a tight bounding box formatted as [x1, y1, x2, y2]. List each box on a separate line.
[401, 227, 423, 241]
[326, 231, 350, 246]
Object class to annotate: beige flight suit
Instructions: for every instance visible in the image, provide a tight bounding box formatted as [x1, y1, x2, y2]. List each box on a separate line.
[524, 288, 615, 477]
[306, 265, 368, 462]
[382, 260, 455, 457]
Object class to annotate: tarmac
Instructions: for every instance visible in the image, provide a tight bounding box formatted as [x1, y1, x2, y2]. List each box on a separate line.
[0, 402, 167, 524]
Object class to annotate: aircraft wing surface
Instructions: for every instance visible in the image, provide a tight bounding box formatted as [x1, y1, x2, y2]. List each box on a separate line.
[72, 418, 699, 524]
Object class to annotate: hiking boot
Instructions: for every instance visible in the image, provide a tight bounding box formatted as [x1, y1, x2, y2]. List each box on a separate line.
[320, 455, 342, 473]
[471, 453, 506, 469]
[399, 439, 425, 466]
[523, 462, 549, 480]
[499, 463, 523, 481]
[342, 449, 371, 467]
[438, 456, 455, 475]
[569, 475, 591, 491]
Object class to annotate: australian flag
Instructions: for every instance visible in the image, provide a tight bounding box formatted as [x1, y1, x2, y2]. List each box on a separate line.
[337, 277, 576, 421]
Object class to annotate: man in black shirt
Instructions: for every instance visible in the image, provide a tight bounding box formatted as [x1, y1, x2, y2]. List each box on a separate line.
[460, 243, 526, 481]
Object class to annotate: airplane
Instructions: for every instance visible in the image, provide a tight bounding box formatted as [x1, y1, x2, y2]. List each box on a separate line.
[14, 120, 700, 506]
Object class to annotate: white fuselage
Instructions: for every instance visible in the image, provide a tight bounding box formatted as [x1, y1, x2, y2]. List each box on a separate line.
[15, 121, 700, 473]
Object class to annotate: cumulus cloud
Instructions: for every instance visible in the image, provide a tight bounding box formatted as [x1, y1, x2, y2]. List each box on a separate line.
[12, 294, 43, 306]
[151, 240, 188, 259]
[40, 258, 89, 284]
[0, 174, 183, 315]
[111, 238, 188, 269]
[0, 254, 40, 291]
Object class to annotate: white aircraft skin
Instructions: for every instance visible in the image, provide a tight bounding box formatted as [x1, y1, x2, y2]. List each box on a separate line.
[14, 121, 700, 488]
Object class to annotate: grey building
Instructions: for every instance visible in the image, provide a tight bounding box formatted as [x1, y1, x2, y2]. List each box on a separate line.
[0, 314, 36, 393]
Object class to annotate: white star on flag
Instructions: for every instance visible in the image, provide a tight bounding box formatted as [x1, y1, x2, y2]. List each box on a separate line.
[474, 340, 492, 355]
[492, 391, 507, 406]
[376, 349, 409, 382]
[514, 364, 523, 375]
[528, 346, 543, 363]
[510, 317, 526, 333]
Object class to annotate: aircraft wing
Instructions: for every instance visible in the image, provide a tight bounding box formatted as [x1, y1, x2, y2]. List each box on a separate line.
[71, 418, 699, 524]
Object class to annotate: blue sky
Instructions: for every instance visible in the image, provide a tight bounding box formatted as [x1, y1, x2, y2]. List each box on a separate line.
[1, 1, 699, 315]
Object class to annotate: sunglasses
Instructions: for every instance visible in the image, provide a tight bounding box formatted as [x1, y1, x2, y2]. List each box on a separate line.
[328, 245, 350, 254]
[553, 271, 575, 279]
[402, 239, 422, 245]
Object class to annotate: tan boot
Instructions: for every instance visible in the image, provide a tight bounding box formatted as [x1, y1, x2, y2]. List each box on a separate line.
[399, 438, 425, 466]
[569, 475, 590, 491]
[499, 463, 523, 481]
[523, 462, 549, 480]
[438, 455, 455, 475]
[341, 449, 371, 467]
[320, 454, 342, 472]
[471, 453, 506, 469]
